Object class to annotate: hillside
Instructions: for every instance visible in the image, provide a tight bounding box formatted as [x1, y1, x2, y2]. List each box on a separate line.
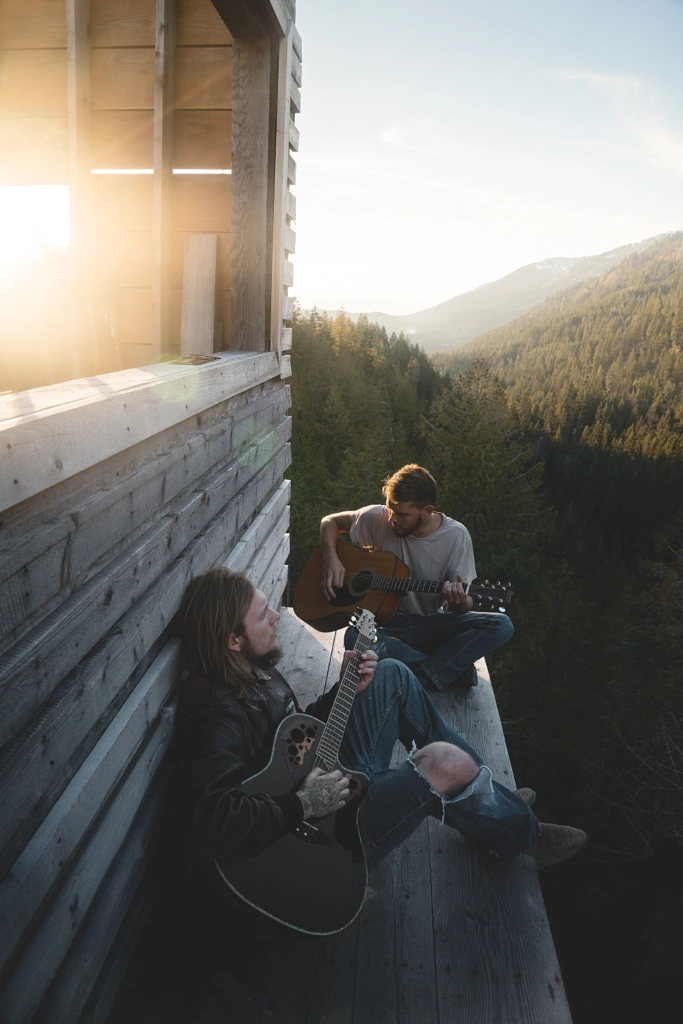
[432, 231, 683, 461]
[318, 237, 660, 351]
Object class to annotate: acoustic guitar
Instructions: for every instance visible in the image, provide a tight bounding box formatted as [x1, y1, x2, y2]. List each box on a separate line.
[293, 538, 516, 632]
[214, 609, 376, 935]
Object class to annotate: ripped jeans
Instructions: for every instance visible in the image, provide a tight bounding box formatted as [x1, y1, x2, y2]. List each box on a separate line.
[339, 659, 540, 869]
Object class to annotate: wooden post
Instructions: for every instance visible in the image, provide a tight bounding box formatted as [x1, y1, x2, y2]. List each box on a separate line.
[230, 35, 274, 351]
[180, 235, 218, 357]
[269, 28, 293, 358]
[152, 0, 177, 361]
[66, 0, 92, 376]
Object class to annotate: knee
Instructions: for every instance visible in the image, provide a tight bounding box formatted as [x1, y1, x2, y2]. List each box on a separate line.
[493, 613, 514, 644]
[410, 741, 479, 797]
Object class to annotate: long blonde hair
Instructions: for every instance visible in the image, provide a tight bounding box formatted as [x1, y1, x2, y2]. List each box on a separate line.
[178, 567, 258, 704]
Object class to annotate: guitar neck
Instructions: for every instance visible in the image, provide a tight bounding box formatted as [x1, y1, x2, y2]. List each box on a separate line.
[368, 576, 446, 595]
[314, 632, 371, 771]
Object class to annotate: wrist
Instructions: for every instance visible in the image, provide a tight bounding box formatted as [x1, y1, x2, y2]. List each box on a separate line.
[296, 790, 312, 818]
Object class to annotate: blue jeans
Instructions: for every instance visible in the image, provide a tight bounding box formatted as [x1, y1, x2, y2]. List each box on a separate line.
[339, 659, 540, 869]
[345, 610, 514, 690]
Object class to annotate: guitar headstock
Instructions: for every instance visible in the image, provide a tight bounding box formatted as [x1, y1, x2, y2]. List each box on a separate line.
[349, 608, 377, 643]
[469, 580, 516, 610]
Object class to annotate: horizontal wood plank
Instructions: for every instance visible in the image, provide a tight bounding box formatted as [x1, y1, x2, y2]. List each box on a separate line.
[91, 110, 153, 168]
[292, 25, 302, 60]
[288, 117, 299, 152]
[281, 327, 292, 351]
[291, 50, 302, 88]
[284, 223, 296, 254]
[91, 46, 231, 111]
[0, 642, 180, 977]
[0, 720, 173, 1024]
[245, 510, 290, 584]
[34, 780, 168, 1024]
[224, 479, 290, 573]
[0, 389, 290, 649]
[176, 45, 232, 109]
[0, 417, 291, 750]
[91, 0, 155, 47]
[177, 0, 232, 45]
[0, 48, 67, 117]
[252, 533, 290, 606]
[280, 354, 292, 378]
[0, 116, 68, 184]
[91, 47, 154, 110]
[285, 189, 296, 220]
[0, 350, 281, 513]
[171, 172, 231, 231]
[0, 445, 291, 878]
[174, 109, 231, 168]
[287, 153, 296, 185]
[283, 258, 293, 287]
[0, 0, 67, 48]
[290, 79, 301, 114]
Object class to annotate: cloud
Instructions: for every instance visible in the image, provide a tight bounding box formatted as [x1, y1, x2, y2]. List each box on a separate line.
[556, 69, 683, 176]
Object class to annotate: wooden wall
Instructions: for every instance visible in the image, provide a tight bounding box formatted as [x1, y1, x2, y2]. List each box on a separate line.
[0, 353, 291, 1022]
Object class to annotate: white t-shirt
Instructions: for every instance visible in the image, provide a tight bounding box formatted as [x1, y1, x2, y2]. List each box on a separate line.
[349, 504, 477, 616]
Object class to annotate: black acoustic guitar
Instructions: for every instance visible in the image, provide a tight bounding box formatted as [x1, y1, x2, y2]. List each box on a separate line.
[294, 538, 516, 631]
[214, 609, 376, 935]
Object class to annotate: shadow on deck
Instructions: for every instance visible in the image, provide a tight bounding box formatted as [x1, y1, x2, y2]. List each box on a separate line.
[110, 610, 572, 1024]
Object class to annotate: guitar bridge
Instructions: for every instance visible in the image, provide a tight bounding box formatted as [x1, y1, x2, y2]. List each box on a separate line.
[292, 820, 334, 846]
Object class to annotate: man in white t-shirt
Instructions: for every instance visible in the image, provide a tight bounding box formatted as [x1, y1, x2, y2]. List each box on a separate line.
[320, 464, 514, 689]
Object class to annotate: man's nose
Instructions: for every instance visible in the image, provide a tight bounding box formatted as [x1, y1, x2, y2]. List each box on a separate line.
[271, 608, 280, 625]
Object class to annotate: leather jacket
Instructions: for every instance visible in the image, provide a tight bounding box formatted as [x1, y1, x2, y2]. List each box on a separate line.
[174, 667, 339, 866]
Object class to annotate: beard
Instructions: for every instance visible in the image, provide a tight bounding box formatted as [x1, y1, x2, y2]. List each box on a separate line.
[241, 636, 283, 669]
[390, 510, 427, 537]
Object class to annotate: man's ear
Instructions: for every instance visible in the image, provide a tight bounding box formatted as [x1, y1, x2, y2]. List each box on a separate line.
[227, 632, 243, 654]
[422, 504, 434, 515]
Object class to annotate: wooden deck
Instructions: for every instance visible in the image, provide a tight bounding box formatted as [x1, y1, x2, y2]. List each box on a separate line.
[113, 608, 572, 1024]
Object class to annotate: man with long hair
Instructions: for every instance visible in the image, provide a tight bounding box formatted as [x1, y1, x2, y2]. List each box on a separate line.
[321, 464, 513, 689]
[174, 567, 586, 897]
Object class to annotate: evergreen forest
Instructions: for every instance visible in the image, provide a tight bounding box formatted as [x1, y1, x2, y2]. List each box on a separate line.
[288, 232, 683, 1019]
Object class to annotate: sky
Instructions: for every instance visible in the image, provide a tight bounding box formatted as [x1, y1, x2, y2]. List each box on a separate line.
[293, 0, 683, 313]
[1, 0, 682, 314]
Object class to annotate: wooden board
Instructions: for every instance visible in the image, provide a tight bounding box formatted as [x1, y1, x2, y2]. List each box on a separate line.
[0, 417, 291, 751]
[0, 48, 67, 117]
[0, 391, 290, 651]
[0, 0, 67, 48]
[0, 714, 173, 1024]
[0, 641, 179, 978]
[91, 0, 155, 47]
[176, 45, 232, 109]
[114, 286, 154, 345]
[180, 233, 217, 356]
[172, 172, 231, 232]
[0, 350, 281, 513]
[91, 110, 154, 168]
[177, 0, 232, 46]
[174, 109, 232, 169]
[0, 446, 291, 879]
[91, 47, 155, 110]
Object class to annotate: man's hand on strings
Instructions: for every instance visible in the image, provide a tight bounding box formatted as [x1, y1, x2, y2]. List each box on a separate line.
[321, 552, 346, 601]
[442, 575, 474, 615]
[340, 649, 378, 693]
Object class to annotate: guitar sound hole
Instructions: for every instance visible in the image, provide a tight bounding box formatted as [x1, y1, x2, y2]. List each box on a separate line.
[349, 570, 372, 596]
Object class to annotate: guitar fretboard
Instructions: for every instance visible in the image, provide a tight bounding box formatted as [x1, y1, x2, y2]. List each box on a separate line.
[314, 631, 371, 771]
[367, 576, 445, 594]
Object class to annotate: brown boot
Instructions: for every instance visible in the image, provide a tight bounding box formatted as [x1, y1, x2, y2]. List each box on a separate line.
[525, 823, 588, 865]
[515, 787, 536, 806]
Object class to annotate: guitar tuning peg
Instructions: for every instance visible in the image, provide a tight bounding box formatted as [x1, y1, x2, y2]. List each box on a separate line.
[485, 579, 490, 585]
[496, 581, 500, 586]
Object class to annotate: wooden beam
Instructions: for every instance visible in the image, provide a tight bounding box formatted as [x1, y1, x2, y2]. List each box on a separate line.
[210, 0, 291, 38]
[268, 26, 294, 357]
[230, 34, 273, 350]
[66, 0, 93, 375]
[152, 0, 177, 360]
[180, 233, 218, 356]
